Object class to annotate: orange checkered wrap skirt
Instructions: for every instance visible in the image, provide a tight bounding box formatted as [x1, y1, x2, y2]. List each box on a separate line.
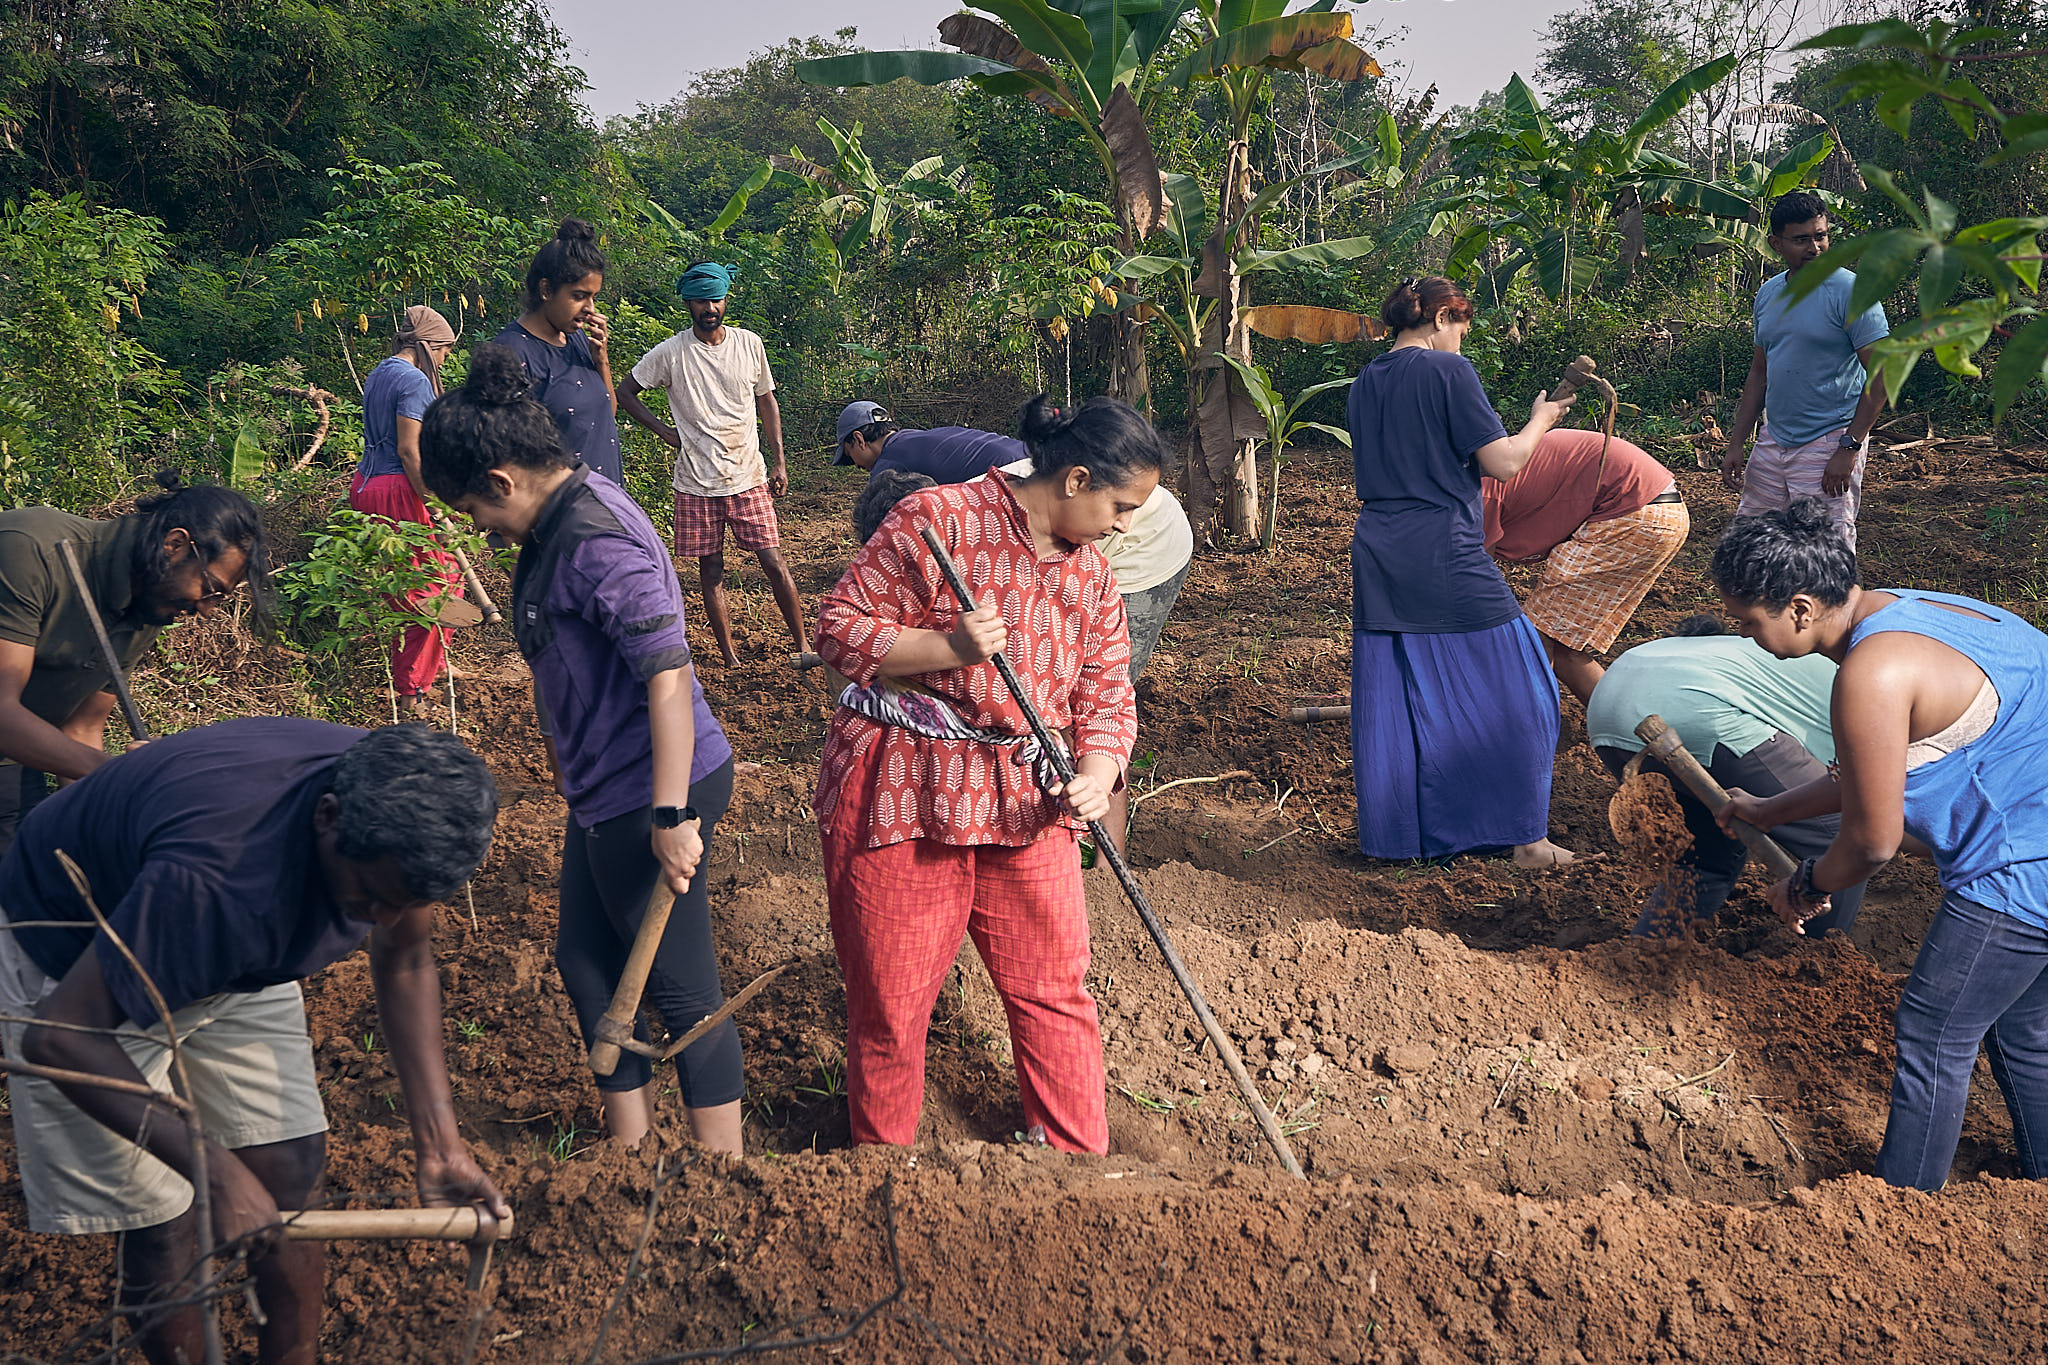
[1523, 499, 1690, 655]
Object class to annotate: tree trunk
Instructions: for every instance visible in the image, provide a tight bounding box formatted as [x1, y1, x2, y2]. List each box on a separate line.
[1108, 204, 1153, 417]
[1186, 138, 1261, 545]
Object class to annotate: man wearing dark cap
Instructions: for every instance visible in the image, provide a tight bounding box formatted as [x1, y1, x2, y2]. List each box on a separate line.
[833, 400, 1027, 483]
[618, 261, 805, 665]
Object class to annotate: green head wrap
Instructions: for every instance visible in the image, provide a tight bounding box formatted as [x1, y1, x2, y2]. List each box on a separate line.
[676, 262, 735, 301]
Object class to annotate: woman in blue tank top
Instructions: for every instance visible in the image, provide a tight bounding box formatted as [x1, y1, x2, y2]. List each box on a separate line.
[1711, 497, 2048, 1190]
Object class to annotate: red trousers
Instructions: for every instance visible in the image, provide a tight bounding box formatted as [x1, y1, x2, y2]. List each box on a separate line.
[347, 471, 461, 696]
[822, 827, 1108, 1154]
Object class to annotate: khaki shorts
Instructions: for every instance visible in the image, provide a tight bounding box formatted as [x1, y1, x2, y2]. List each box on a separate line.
[0, 928, 327, 1234]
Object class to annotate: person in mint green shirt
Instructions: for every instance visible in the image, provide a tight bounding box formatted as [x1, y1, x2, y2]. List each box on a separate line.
[1587, 614, 1864, 936]
[1719, 191, 1891, 552]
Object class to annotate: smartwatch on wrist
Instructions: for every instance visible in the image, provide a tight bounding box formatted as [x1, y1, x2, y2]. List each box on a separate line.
[652, 805, 698, 829]
[1837, 432, 1861, 451]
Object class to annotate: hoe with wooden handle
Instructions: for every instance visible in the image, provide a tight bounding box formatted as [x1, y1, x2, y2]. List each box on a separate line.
[279, 1207, 512, 1292]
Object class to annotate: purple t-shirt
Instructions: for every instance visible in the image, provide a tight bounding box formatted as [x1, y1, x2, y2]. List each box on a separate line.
[493, 323, 624, 487]
[0, 718, 378, 1026]
[357, 356, 435, 481]
[511, 468, 731, 825]
[872, 427, 1025, 484]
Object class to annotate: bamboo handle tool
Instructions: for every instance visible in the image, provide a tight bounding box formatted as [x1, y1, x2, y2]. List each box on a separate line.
[917, 523, 1303, 1178]
[55, 539, 149, 743]
[431, 512, 503, 626]
[1634, 714, 1800, 880]
[279, 1207, 512, 1242]
[589, 881, 677, 1076]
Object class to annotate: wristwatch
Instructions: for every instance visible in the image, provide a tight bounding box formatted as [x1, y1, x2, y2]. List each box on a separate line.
[652, 805, 699, 829]
[1837, 432, 1862, 450]
[1790, 856, 1828, 907]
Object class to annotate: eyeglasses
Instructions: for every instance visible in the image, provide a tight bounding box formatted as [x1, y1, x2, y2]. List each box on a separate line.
[195, 560, 235, 606]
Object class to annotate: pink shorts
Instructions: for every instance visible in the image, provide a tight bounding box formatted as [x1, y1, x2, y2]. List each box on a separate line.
[673, 484, 780, 557]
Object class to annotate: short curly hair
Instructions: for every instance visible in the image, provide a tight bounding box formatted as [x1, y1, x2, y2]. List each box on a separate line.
[329, 725, 499, 899]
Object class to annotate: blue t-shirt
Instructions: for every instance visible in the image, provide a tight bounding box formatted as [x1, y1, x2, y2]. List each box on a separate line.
[1754, 267, 1890, 447]
[1347, 348, 1518, 634]
[357, 356, 435, 481]
[0, 718, 378, 1026]
[512, 467, 732, 827]
[493, 323, 624, 487]
[873, 427, 1026, 484]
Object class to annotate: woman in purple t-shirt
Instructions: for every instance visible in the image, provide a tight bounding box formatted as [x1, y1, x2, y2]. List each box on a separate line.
[420, 343, 744, 1155]
[349, 305, 461, 715]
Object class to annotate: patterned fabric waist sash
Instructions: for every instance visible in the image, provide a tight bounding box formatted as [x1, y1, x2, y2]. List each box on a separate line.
[836, 680, 1068, 794]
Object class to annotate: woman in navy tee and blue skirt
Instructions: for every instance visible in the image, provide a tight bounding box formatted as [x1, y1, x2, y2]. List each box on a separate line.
[492, 219, 625, 488]
[420, 342, 744, 1154]
[1716, 499, 2048, 1190]
[1346, 278, 1586, 868]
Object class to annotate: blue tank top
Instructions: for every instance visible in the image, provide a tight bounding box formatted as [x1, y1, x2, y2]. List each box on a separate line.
[1849, 589, 2048, 927]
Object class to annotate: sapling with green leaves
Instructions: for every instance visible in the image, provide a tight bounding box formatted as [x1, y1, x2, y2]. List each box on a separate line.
[1216, 354, 1351, 551]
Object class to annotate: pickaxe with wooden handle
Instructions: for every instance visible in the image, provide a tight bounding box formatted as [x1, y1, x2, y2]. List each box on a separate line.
[430, 512, 503, 626]
[279, 1207, 511, 1292]
[55, 539, 149, 743]
[1634, 714, 1800, 881]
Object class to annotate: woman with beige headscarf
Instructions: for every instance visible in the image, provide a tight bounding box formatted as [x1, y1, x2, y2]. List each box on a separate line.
[349, 305, 463, 713]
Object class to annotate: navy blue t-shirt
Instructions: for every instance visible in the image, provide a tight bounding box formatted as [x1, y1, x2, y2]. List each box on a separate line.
[1347, 347, 1518, 634]
[494, 322, 624, 487]
[0, 718, 377, 1027]
[873, 427, 1026, 484]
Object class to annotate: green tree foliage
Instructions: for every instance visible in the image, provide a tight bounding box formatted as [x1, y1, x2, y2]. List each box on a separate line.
[605, 31, 958, 236]
[0, 192, 176, 506]
[0, 0, 593, 248]
[1536, 5, 1685, 134]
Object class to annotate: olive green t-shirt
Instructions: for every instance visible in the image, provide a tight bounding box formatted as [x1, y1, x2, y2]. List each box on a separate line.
[0, 508, 161, 735]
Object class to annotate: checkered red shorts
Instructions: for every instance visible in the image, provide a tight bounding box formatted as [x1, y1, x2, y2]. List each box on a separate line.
[673, 484, 780, 557]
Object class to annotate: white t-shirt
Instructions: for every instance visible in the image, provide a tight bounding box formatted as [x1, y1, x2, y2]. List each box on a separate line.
[995, 460, 1194, 594]
[630, 326, 775, 497]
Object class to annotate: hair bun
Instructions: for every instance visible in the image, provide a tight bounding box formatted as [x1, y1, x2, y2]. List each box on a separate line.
[464, 342, 532, 407]
[1017, 393, 1079, 443]
[153, 468, 188, 493]
[555, 217, 596, 243]
[1779, 496, 1839, 541]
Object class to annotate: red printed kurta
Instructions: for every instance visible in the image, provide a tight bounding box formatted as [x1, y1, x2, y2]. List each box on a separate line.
[814, 473, 1137, 848]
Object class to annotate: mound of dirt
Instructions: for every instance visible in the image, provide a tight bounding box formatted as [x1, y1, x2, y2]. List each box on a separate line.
[6, 446, 2047, 1362]
[1608, 770, 1697, 934]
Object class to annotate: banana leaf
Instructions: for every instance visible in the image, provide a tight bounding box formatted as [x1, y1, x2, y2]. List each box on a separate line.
[1166, 12, 1354, 86]
[795, 50, 1013, 88]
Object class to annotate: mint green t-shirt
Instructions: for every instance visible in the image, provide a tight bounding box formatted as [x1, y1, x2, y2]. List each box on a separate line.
[1585, 636, 1838, 762]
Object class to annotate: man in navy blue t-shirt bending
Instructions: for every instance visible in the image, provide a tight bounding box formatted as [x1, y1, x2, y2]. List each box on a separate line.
[0, 718, 504, 1365]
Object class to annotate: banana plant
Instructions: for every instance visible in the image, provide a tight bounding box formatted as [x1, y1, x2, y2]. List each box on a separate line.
[1216, 354, 1350, 550]
[1157, 0, 1383, 542]
[1421, 55, 1749, 307]
[1778, 17, 2048, 424]
[794, 1, 1198, 409]
[704, 116, 964, 282]
[1645, 131, 1838, 265]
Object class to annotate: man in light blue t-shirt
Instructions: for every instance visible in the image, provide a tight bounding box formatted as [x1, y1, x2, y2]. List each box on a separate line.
[1720, 191, 1890, 551]
[1587, 615, 1864, 939]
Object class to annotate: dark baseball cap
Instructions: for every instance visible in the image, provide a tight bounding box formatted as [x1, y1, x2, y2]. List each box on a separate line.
[834, 400, 889, 465]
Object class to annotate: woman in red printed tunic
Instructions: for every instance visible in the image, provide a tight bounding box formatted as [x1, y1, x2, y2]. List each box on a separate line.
[815, 395, 1164, 1153]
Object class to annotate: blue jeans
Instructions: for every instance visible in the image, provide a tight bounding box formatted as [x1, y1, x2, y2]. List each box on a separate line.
[1877, 890, 2048, 1189]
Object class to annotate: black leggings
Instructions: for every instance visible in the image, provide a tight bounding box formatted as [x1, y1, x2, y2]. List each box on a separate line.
[556, 758, 743, 1102]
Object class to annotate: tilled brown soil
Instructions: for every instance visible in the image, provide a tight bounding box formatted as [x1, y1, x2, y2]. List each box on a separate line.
[6, 435, 2048, 1362]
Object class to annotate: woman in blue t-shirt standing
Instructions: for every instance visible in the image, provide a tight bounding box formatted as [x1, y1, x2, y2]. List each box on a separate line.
[1716, 500, 2048, 1190]
[492, 219, 625, 487]
[1347, 278, 1583, 867]
[349, 305, 461, 715]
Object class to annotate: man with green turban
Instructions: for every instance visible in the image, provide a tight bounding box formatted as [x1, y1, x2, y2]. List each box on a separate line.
[618, 261, 805, 665]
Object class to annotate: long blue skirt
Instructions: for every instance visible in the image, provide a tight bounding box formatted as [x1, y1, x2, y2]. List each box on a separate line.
[1352, 616, 1559, 859]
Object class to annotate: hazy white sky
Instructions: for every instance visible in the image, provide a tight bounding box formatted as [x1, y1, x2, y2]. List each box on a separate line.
[545, 1, 1579, 120]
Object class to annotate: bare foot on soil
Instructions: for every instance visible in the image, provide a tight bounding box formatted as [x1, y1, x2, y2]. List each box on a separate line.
[1512, 838, 1603, 870]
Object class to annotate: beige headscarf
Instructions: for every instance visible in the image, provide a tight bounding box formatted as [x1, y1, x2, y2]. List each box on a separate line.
[395, 305, 458, 393]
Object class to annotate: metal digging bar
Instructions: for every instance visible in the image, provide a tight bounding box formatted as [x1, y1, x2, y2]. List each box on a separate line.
[916, 523, 1304, 1178]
